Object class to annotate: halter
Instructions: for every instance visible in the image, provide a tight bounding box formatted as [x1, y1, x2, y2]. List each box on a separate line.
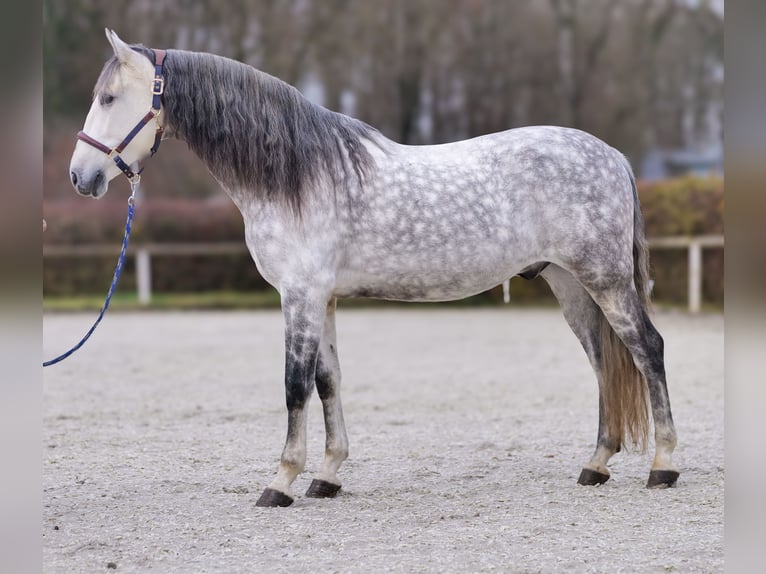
[77, 49, 167, 183]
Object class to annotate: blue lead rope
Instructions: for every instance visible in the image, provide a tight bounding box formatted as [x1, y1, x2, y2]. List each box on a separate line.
[43, 186, 137, 367]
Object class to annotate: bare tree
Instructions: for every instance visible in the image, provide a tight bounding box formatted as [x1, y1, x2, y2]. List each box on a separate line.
[44, 0, 723, 171]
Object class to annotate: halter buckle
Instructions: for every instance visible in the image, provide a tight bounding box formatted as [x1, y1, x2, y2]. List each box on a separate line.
[152, 77, 165, 96]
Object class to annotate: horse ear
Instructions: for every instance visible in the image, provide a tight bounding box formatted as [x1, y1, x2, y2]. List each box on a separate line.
[105, 29, 138, 66]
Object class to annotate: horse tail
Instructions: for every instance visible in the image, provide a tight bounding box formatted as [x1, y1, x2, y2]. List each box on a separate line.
[626, 158, 652, 311]
[598, 156, 650, 452]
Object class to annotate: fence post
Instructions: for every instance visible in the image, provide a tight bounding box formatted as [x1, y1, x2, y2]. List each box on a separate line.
[136, 248, 152, 305]
[688, 240, 702, 313]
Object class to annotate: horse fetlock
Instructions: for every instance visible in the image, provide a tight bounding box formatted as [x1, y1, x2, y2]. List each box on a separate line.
[655, 427, 677, 449]
[580, 452, 611, 485]
[279, 451, 307, 475]
[317, 443, 348, 483]
[326, 443, 349, 462]
[652, 427, 678, 471]
[267, 458, 304, 500]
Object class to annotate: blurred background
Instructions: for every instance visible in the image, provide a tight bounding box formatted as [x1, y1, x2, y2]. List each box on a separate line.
[42, 0, 724, 311]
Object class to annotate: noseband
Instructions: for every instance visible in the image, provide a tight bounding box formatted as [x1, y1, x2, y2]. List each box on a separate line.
[77, 49, 167, 183]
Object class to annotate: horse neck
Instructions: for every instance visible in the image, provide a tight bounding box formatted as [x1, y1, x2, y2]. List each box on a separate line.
[161, 49, 379, 213]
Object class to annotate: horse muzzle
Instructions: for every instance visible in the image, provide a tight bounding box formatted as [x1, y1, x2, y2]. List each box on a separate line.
[70, 167, 107, 198]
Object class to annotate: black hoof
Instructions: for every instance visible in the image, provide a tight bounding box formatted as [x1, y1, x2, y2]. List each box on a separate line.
[577, 468, 610, 486]
[255, 488, 294, 507]
[646, 469, 679, 489]
[305, 479, 341, 498]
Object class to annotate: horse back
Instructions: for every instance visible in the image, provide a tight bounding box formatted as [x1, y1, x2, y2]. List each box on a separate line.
[325, 126, 634, 301]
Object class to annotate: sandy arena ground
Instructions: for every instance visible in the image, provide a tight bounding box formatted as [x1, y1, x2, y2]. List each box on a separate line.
[43, 308, 723, 573]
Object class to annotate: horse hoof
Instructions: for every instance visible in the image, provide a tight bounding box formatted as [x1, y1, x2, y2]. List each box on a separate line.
[577, 468, 610, 486]
[305, 479, 341, 498]
[255, 488, 294, 507]
[646, 470, 679, 489]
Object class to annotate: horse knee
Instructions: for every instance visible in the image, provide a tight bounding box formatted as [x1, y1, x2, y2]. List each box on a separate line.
[315, 349, 339, 401]
[285, 383, 312, 411]
[285, 357, 316, 410]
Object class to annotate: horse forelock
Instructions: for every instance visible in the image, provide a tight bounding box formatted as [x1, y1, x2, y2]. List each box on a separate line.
[93, 44, 155, 98]
[148, 49, 379, 213]
[93, 56, 121, 98]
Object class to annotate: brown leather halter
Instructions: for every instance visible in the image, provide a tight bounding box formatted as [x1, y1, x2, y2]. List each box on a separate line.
[77, 49, 167, 183]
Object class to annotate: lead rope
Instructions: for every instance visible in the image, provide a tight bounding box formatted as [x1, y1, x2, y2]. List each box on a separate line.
[43, 180, 139, 367]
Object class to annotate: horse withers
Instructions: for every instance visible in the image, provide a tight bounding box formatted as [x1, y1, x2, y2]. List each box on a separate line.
[69, 29, 679, 507]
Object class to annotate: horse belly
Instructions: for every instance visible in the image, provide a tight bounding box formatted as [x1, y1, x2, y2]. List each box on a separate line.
[335, 233, 529, 302]
[335, 168, 544, 300]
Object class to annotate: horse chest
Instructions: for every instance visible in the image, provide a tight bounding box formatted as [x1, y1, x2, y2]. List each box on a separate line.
[242, 217, 293, 289]
[241, 207, 339, 291]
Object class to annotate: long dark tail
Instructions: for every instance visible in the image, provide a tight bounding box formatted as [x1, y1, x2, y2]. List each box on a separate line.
[627, 160, 652, 311]
[598, 157, 650, 452]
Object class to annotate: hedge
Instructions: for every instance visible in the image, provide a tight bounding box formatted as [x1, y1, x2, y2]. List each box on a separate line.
[639, 176, 723, 305]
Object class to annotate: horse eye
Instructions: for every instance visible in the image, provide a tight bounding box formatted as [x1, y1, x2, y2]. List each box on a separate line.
[100, 93, 115, 106]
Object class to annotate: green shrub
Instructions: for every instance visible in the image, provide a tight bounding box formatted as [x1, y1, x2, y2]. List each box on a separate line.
[638, 176, 723, 305]
[638, 175, 723, 236]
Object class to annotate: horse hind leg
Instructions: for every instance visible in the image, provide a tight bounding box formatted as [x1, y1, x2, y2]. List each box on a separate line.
[587, 278, 679, 489]
[541, 264, 622, 485]
[305, 298, 349, 499]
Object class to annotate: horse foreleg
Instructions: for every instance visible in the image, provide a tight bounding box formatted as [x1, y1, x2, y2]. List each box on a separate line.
[306, 298, 349, 498]
[256, 292, 327, 507]
[541, 265, 621, 485]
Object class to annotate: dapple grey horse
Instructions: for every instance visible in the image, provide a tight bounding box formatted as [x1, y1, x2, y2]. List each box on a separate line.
[69, 30, 679, 507]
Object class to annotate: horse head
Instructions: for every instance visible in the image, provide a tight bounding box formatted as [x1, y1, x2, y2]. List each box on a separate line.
[69, 29, 162, 198]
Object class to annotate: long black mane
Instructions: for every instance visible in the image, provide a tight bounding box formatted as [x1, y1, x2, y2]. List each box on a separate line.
[95, 46, 379, 212]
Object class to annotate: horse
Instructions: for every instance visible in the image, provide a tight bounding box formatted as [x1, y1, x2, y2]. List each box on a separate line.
[69, 29, 679, 507]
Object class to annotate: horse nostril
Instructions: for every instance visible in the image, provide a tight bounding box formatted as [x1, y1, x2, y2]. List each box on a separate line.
[70, 171, 78, 187]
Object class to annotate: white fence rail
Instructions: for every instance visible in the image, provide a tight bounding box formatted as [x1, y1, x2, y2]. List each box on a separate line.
[43, 242, 248, 306]
[647, 235, 724, 313]
[44, 235, 723, 312]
